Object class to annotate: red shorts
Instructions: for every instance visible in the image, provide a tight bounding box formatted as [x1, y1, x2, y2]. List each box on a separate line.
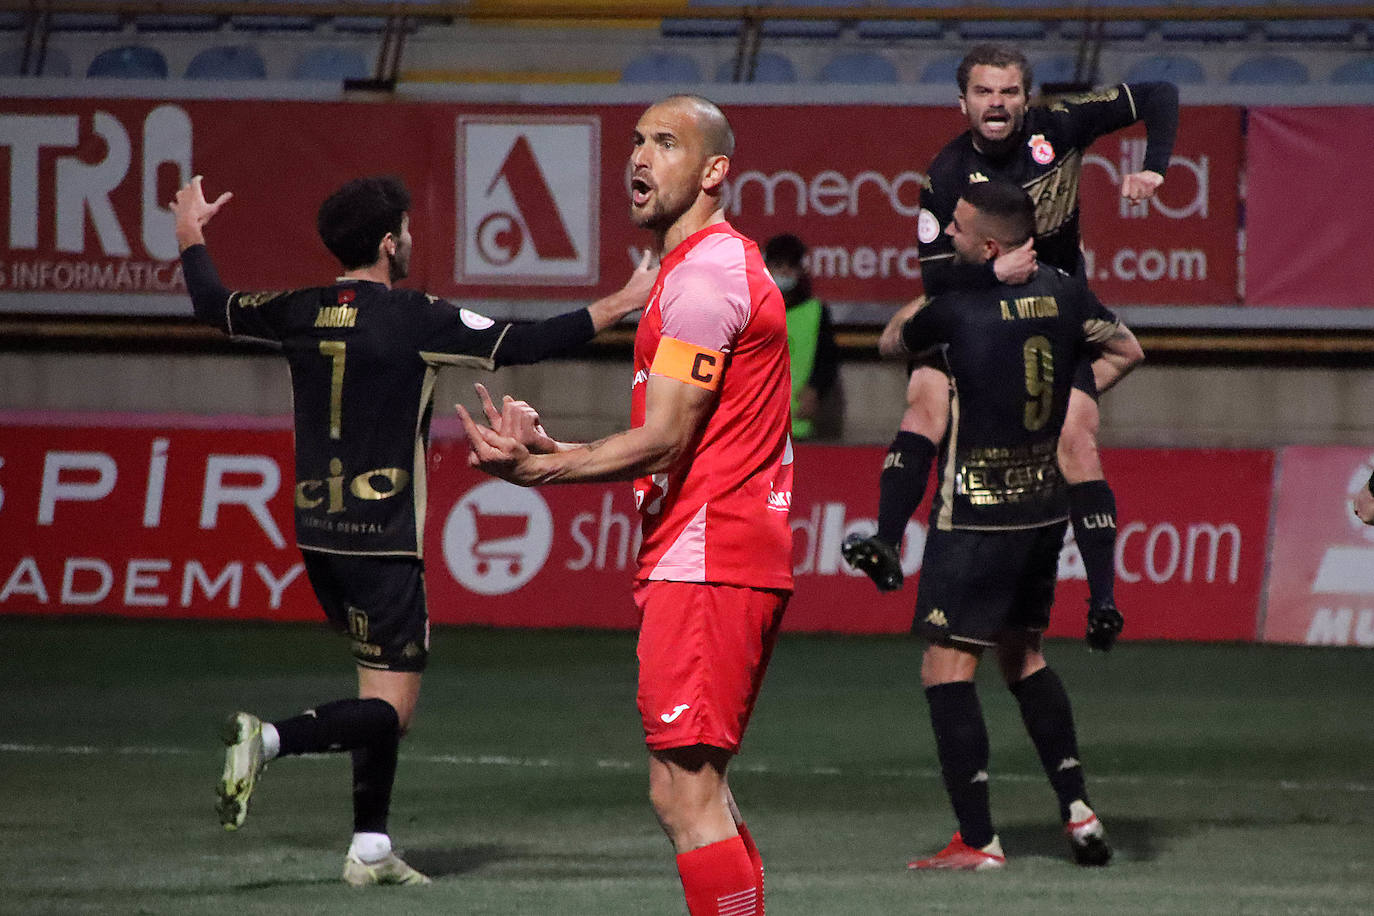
[634, 580, 789, 754]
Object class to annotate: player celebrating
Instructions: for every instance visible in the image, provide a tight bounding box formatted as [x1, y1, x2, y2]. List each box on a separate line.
[879, 180, 1136, 870]
[171, 174, 653, 886]
[845, 43, 1166, 652]
[458, 95, 791, 916]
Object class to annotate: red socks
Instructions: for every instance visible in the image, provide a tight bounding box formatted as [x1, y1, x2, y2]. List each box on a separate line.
[736, 822, 764, 902]
[676, 835, 762, 916]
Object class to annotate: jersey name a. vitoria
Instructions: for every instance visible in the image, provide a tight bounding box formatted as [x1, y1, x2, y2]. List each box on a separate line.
[631, 223, 794, 590]
[211, 281, 512, 557]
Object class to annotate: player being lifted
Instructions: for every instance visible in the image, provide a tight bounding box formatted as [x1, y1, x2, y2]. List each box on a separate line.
[172, 174, 653, 886]
[880, 180, 1136, 870]
[844, 43, 1171, 652]
[458, 95, 791, 916]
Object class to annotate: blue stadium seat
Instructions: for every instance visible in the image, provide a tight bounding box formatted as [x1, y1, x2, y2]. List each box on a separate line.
[1264, 20, 1359, 42]
[662, 18, 742, 38]
[714, 52, 797, 84]
[620, 51, 703, 84]
[0, 46, 72, 77]
[135, 14, 221, 32]
[919, 54, 961, 86]
[185, 45, 268, 80]
[958, 0, 1048, 43]
[819, 51, 898, 84]
[293, 46, 369, 81]
[1158, 21, 1251, 42]
[50, 13, 123, 31]
[86, 45, 168, 79]
[1228, 55, 1310, 85]
[1032, 55, 1081, 90]
[1331, 57, 1374, 84]
[1058, 0, 1149, 42]
[1124, 54, 1207, 85]
[855, 19, 944, 40]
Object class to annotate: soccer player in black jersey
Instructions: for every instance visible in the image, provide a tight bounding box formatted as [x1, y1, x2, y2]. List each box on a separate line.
[172, 174, 653, 886]
[880, 181, 1139, 870]
[846, 44, 1167, 651]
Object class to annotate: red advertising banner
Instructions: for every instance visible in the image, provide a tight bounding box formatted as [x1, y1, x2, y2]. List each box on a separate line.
[2, 415, 1271, 644]
[1245, 107, 1374, 308]
[0, 98, 1239, 313]
[1262, 446, 1374, 646]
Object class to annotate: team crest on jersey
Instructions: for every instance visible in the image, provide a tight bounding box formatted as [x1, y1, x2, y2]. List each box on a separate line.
[917, 208, 941, 244]
[1028, 133, 1055, 165]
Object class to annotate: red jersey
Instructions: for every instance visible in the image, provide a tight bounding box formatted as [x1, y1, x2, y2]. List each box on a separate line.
[631, 222, 794, 590]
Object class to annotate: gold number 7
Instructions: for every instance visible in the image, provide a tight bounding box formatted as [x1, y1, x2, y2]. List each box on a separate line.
[319, 340, 346, 440]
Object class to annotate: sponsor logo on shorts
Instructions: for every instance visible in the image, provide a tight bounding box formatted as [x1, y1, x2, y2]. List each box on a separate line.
[660, 704, 690, 724]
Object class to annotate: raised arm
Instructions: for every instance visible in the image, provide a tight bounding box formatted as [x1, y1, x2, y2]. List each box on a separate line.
[1120, 82, 1179, 201]
[170, 176, 236, 329]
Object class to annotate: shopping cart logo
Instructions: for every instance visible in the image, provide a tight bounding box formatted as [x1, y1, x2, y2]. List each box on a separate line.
[455, 115, 600, 286]
[442, 480, 554, 595]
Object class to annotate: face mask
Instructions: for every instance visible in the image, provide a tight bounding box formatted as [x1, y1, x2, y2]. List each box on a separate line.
[772, 273, 798, 294]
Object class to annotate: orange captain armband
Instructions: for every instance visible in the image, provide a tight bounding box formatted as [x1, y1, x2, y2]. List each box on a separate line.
[650, 336, 725, 391]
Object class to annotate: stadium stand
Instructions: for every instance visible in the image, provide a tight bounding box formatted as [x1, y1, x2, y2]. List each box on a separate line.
[292, 45, 369, 81]
[1124, 53, 1209, 84]
[714, 50, 797, 84]
[185, 44, 267, 79]
[85, 44, 168, 79]
[819, 49, 899, 83]
[620, 50, 703, 83]
[1331, 55, 1374, 82]
[0, 45, 71, 76]
[1228, 53, 1312, 84]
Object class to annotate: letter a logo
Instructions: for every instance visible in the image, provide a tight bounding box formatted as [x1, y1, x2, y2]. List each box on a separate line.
[456, 115, 600, 286]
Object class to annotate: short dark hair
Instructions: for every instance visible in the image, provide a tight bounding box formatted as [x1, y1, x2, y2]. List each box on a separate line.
[316, 176, 411, 270]
[961, 180, 1035, 247]
[763, 233, 806, 268]
[956, 43, 1032, 96]
[659, 94, 735, 158]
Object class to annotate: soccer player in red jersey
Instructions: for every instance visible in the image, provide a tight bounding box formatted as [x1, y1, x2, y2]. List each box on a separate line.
[458, 94, 792, 916]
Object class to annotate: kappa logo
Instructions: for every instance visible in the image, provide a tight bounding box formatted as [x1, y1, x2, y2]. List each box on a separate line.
[455, 115, 600, 286]
[660, 704, 691, 724]
[925, 608, 949, 628]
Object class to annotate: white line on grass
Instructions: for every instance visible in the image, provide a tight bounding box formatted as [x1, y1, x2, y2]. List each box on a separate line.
[3, 741, 1371, 795]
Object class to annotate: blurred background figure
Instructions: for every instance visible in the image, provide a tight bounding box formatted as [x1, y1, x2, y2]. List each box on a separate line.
[764, 233, 842, 441]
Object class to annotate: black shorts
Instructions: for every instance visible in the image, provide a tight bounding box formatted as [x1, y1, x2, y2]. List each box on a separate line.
[302, 550, 430, 672]
[913, 521, 1067, 647]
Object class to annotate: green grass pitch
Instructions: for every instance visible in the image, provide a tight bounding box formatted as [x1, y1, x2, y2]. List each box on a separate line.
[2, 616, 1371, 915]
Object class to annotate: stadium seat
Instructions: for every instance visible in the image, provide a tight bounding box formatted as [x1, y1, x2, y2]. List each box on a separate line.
[50, 12, 122, 31]
[0, 46, 72, 77]
[919, 54, 961, 86]
[957, 0, 1048, 42]
[1124, 54, 1207, 85]
[1264, 20, 1359, 42]
[714, 51, 797, 84]
[1228, 55, 1310, 85]
[1331, 57, 1374, 84]
[86, 45, 168, 79]
[135, 14, 221, 32]
[662, 18, 742, 38]
[855, 19, 944, 40]
[185, 45, 268, 80]
[1159, 20, 1251, 42]
[620, 51, 703, 84]
[763, 1, 844, 40]
[293, 46, 369, 81]
[1032, 55, 1084, 90]
[819, 50, 898, 84]
[1058, 0, 1149, 41]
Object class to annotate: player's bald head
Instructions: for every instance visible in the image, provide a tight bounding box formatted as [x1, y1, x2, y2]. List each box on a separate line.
[651, 94, 735, 158]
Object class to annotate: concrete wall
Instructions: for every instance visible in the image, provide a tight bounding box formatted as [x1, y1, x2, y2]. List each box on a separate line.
[5, 350, 1374, 449]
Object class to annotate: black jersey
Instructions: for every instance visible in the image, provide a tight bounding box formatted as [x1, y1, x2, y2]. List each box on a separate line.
[919, 82, 1178, 289]
[183, 245, 596, 558]
[901, 266, 1121, 532]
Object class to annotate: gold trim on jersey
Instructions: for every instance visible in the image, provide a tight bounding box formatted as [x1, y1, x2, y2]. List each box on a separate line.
[936, 373, 960, 532]
[1047, 85, 1122, 113]
[1022, 149, 1082, 239]
[1083, 317, 1123, 345]
[232, 289, 292, 309]
[413, 365, 437, 561]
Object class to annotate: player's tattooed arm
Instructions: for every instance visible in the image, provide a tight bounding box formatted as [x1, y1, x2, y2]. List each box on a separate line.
[1088, 322, 1144, 395]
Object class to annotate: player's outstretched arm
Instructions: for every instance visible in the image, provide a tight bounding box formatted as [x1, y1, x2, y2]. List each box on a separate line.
[587, 250, 658, 331]
[171, 176, 236, 330]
